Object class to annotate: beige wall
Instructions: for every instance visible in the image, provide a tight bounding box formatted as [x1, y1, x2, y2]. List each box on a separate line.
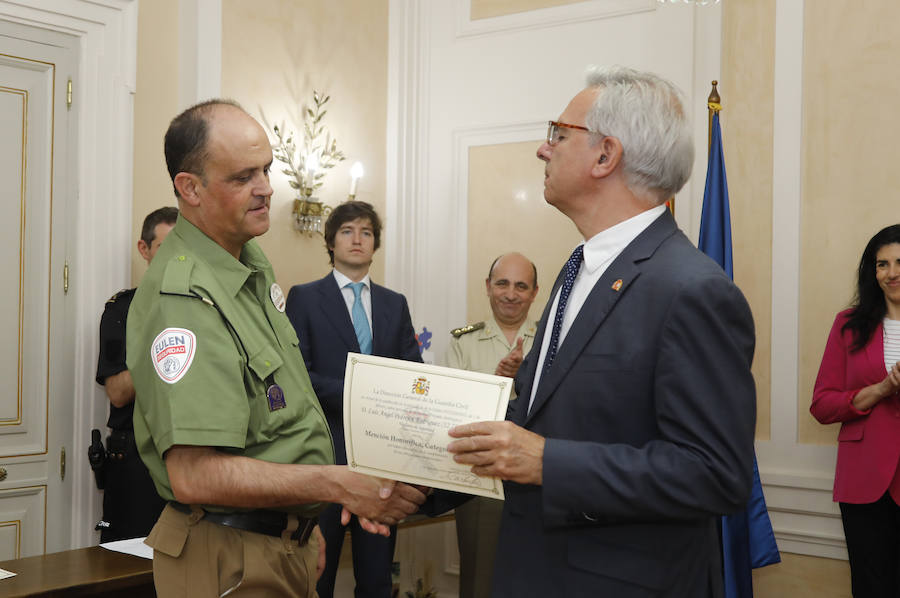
[131, 0, 181, 286]
[221, 0, 389, 292]
[721, 0, 775, 440]
[797, 1, 900, 445]
[465, 141, 581, 326]
[471, 0, 585, 20]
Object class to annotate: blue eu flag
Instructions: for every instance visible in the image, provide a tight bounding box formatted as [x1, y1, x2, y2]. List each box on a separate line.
[699, 112, 781, 598]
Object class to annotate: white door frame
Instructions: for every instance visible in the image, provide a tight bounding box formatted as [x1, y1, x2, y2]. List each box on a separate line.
[0, 0, 137, 548]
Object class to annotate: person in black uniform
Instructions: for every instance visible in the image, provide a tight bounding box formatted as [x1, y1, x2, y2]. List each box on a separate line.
[94, 206, 178, 541]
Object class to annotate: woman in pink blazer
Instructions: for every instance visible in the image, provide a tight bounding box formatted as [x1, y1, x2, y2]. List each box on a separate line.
[812, 224, 900, 598]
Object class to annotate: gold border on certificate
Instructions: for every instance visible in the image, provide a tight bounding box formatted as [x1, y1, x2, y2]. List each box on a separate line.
[343, 353, 510, 499]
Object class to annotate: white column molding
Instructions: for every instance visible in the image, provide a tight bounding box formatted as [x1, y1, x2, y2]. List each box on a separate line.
[178, 0, 221, 107]
[386, 0, 431, 310]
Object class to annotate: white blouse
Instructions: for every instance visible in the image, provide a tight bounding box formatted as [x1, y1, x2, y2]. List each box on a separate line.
[882, 317, 900, 373]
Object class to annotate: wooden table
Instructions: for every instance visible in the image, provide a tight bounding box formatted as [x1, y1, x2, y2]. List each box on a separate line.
[0, 546, 154, 597]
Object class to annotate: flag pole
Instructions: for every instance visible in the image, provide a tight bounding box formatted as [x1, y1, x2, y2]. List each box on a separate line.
[708, 80, 721, 153]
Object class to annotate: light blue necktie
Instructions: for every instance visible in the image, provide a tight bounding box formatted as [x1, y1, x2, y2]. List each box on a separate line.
[347, 282, 372, 354]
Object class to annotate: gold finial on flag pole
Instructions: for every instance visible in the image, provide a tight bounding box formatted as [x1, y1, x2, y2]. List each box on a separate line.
[707, 80, 721, 154]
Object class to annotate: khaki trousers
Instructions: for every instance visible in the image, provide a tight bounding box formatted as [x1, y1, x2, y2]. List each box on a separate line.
[146, 503, 318, 597]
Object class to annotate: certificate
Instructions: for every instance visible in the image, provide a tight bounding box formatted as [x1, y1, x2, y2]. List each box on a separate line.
[343, 353, 510, 499]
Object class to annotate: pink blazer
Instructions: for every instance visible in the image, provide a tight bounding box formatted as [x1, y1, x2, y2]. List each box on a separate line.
[811, 309, 900, 504]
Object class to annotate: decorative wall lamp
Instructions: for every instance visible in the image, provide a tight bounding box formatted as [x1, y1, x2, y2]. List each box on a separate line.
[267, 90, 346, 236]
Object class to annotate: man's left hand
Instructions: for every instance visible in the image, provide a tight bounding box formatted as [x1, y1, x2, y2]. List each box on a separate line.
[447, 421, 545, 485]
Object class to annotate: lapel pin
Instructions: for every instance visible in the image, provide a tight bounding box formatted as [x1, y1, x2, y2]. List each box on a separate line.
[611, 279, 623, 292]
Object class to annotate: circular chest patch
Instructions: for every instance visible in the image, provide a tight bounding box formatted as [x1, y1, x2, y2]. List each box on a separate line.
[150, 328, 197, 384]
[270, 283, 286, 313]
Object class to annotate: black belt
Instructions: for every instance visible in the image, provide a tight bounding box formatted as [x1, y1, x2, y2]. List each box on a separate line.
[170, 502, 315, 545]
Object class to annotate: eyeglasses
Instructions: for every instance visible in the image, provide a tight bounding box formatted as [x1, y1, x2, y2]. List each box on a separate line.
[546, 120, 590, 146]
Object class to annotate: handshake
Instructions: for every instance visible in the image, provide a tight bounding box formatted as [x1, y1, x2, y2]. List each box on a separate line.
[333, 467, 430, 536]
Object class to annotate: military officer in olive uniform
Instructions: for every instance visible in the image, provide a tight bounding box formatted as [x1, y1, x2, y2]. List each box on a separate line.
[445, 252, 539, 598]
[94, 206, 177, 542]
[127, 99, 426, 597]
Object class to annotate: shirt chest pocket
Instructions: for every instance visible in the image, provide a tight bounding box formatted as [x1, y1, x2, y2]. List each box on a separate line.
[245, 344, 287, 443]
[248, 343, 283, 381]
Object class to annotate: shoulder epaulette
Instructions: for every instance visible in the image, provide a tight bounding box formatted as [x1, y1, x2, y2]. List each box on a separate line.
[160, 254, 195, 296]
[105, 288, 135, 304]
[451, 321, 485, 338]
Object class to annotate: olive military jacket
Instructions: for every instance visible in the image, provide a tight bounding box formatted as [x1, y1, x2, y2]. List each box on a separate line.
[446, 316, 537, 399]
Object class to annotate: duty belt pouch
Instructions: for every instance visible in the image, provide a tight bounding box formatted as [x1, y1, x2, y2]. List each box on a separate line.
[105, 430, 133, 460]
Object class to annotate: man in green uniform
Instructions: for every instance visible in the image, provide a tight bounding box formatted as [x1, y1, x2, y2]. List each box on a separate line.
[445, 251, 539, 598]
[127, 99, 425, 597]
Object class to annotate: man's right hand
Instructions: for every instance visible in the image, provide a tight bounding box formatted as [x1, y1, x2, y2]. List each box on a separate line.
[495, 337, 525, 378]
[332, 469, 426, 535]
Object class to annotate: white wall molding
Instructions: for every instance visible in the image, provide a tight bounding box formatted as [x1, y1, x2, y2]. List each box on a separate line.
[760, 465, 848, 559]
[0, 0, 138, 549]
[455, 0, 654, 39]
[447, 121, 545, 326]
[178, 0, 222, 108]
[386, 0, 432, 309]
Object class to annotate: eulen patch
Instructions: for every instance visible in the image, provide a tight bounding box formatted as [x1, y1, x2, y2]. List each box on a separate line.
[150, 328, 197, 384]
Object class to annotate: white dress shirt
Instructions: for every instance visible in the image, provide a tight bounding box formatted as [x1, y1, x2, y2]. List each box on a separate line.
[528, 205, 667, 413]
[333, 269, 373, 335]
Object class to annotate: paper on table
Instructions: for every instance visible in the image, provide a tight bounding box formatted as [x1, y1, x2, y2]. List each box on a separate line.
[100, 537, 153, 560]
[0, 567, 16, 580]
[343, 353, 511, 499]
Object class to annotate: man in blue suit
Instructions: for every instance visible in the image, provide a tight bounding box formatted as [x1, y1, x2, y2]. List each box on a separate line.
[286, 200, 422, 598]
[447, 66, 757, 598]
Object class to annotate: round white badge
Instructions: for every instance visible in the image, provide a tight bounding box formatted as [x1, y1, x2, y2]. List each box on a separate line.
[270, 283, 286, 313]
[150, 328, 197, 384]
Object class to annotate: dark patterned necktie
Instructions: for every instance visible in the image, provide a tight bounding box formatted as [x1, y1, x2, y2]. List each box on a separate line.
[543, 245, 584, 372]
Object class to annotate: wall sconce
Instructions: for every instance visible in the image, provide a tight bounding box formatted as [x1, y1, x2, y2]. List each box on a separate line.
[292, 154, 331, 236]
[264, 90, 346, 236]
[293, 196, 332, 235]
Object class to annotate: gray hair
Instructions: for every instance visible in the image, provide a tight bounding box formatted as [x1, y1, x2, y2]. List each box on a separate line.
[584, 66, 694, 205]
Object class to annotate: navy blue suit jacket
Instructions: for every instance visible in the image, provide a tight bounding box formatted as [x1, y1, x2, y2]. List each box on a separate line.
[286, 274, 422, 464]
[490, 210, 757, 598]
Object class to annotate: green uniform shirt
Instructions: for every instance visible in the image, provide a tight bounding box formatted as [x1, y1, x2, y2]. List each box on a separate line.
[446, 316, 537, 399]
[127, 216, 334, 516]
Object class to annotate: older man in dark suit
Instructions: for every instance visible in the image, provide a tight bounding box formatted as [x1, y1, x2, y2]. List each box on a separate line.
[448, 66, 757, 598]
[286, 200, 422, 598]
